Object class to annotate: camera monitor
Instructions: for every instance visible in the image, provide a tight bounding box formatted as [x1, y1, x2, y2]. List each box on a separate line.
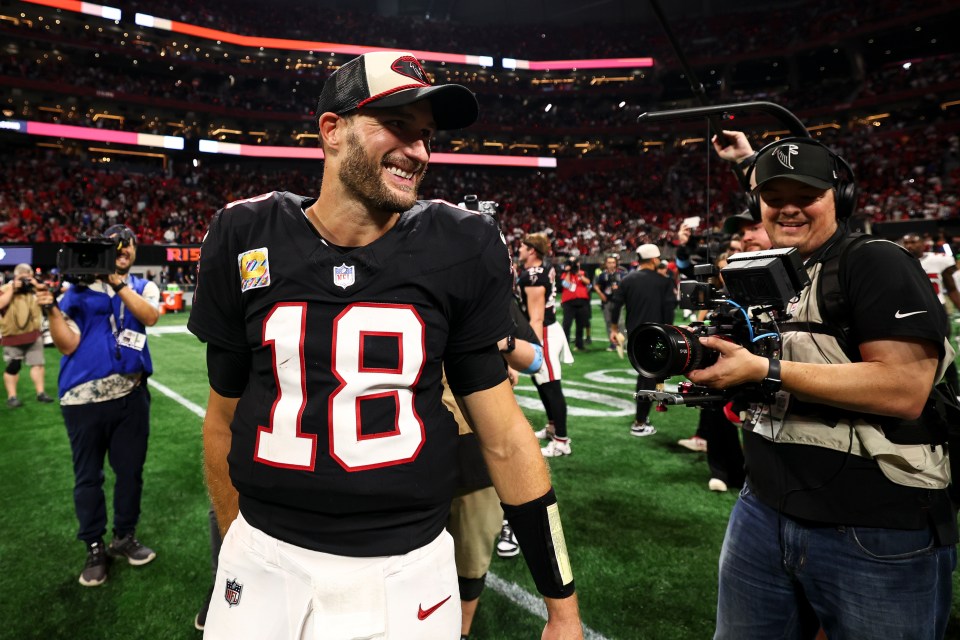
[721, 248, 809, 309]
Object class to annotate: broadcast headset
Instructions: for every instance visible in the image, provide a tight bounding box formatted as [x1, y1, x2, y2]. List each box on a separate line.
[742, 137, 858, 221]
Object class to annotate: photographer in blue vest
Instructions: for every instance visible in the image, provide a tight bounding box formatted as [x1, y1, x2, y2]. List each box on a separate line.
[36, 224, 161, 588]
[689, 131, 957, 639]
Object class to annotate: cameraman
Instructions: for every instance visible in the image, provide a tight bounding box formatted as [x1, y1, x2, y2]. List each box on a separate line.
[36, 225, 161, 588]
[559, 257, 591, 351]
[691, 133, 957, 639]
[0, 263, 55, 407]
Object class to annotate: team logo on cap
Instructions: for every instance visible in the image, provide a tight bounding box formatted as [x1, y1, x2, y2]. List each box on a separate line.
[225, 578, 243, 607]
[774, 144, 799, 170]
[238, 247, 270, 292]
[333, 263, 355, 289]
[391, 55, 430, 86]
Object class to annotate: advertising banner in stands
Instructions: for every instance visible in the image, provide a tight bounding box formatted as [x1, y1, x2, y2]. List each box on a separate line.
[0, 246, 33, 267]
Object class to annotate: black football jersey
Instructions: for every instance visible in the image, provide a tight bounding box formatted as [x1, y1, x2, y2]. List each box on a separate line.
[188, 192, 514, 556]
[517, 261, 558, 326]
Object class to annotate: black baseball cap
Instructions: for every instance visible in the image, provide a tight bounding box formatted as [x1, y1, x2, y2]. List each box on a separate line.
[316, 51, 479, 130]
[722, 209, 760, 234]
[753, 140, 839, 191]
[104, 224, 137, 247]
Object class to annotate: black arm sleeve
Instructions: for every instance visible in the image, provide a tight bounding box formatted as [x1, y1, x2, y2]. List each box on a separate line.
[206, 343, 251, 398]
[445, 344, 509, 396]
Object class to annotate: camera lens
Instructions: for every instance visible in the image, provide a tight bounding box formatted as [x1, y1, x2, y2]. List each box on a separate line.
[628, 323, 718, 379]
[77, 249, 99, 268]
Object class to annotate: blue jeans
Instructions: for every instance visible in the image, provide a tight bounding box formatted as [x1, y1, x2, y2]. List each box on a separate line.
[716, 485, 955, 640]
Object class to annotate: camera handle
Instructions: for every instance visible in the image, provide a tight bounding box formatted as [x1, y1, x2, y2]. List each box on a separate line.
[636, 382, 727, 410]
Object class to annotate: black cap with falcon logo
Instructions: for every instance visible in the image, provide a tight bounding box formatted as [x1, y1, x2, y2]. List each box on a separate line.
[316, 51, 479, 130]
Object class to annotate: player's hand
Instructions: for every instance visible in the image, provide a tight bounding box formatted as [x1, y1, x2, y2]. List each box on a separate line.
[542, 598, 583, 640]
[711, 130, 754, 163]
[609, 330, 620, 346]
[507, 367, 519, 387]
[685, 336, 767, 389]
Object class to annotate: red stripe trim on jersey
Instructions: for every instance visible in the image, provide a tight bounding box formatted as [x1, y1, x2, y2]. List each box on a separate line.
[542, 327, 557, 381]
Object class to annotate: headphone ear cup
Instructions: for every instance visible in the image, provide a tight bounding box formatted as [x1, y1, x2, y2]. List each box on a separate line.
[747, 191, 761, 220]
[836, 182, 857, 219]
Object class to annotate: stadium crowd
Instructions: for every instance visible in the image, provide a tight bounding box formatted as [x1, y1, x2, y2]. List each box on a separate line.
[1, 121, 957, 254]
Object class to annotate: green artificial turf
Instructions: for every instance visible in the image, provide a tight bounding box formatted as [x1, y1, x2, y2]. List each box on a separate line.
[2, 308, 960, 639]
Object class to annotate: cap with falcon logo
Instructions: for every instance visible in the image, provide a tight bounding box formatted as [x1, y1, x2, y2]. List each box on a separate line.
[315, 51, 478, 130]
[753, 140, 839, 191]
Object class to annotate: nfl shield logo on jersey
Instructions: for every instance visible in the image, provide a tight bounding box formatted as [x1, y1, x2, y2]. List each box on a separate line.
[333, 263, 355, 289]
[225, 578, 243, 607]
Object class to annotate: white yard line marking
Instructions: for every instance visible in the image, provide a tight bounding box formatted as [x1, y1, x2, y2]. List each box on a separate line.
[486, 573, 611, 640]
[149, 379, 206, 418]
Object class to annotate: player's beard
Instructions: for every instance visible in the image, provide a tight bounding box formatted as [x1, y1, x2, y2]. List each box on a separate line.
[339, 130, 425, 214]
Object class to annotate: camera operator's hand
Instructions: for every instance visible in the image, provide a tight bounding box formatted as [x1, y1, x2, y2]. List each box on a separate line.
[35, 283, 55, 309]
[711, 130, 754, 164]
[97, 272, 124, 289]
[685, 336, 768, 389]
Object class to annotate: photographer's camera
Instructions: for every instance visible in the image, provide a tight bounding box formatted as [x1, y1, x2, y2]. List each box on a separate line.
[628, 248, 809, 406]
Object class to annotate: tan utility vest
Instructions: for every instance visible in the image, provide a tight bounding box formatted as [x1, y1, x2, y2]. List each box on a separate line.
[0, 286, 42, 339]
[745, 258, 954, 492]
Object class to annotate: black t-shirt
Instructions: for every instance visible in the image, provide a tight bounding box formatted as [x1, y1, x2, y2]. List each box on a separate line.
[746, 238, 952, 531]
[608, 269, 677, 334]
[188, 192, 514, 556]
[517, 261, 558, 326]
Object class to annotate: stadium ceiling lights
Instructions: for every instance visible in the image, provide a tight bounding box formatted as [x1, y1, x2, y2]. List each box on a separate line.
[20, 0, 654, 71]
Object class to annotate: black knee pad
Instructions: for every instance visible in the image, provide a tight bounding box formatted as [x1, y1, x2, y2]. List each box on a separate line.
[5, 359, 22, 375]
[458, 574, 486, 602]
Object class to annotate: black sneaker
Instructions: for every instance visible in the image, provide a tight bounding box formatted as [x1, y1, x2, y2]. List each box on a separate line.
[79, 541, 108, 587]
[6, 396, 22, 408]
[496, 520, 520, 558]
[195, 584, 214, 630]
[36, 392, 54, 403]
[108, 534, 156, 566]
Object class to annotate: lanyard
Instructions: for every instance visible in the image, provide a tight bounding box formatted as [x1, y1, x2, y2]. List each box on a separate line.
[105, 283, 126, 360]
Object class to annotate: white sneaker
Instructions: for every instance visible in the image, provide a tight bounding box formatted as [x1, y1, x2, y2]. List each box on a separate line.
[541, 439, 572, 457]
[533, 427, 549, 439]
[708, 478, 728, 492]
[678, 435, 708, 452]
[630, 421, 657, 437]
[496, 520, 519, 558]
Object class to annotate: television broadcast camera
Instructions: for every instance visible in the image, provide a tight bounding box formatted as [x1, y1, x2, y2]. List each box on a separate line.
[56, 237, 118, 283]
[628, 247, 810, 408]
[461, 194, 500, 218]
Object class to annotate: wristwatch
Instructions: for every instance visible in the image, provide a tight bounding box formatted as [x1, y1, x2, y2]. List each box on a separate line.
[761, 358, 782, 395]
[112, 281, 128, 293]
[504, 334, 517, 353]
